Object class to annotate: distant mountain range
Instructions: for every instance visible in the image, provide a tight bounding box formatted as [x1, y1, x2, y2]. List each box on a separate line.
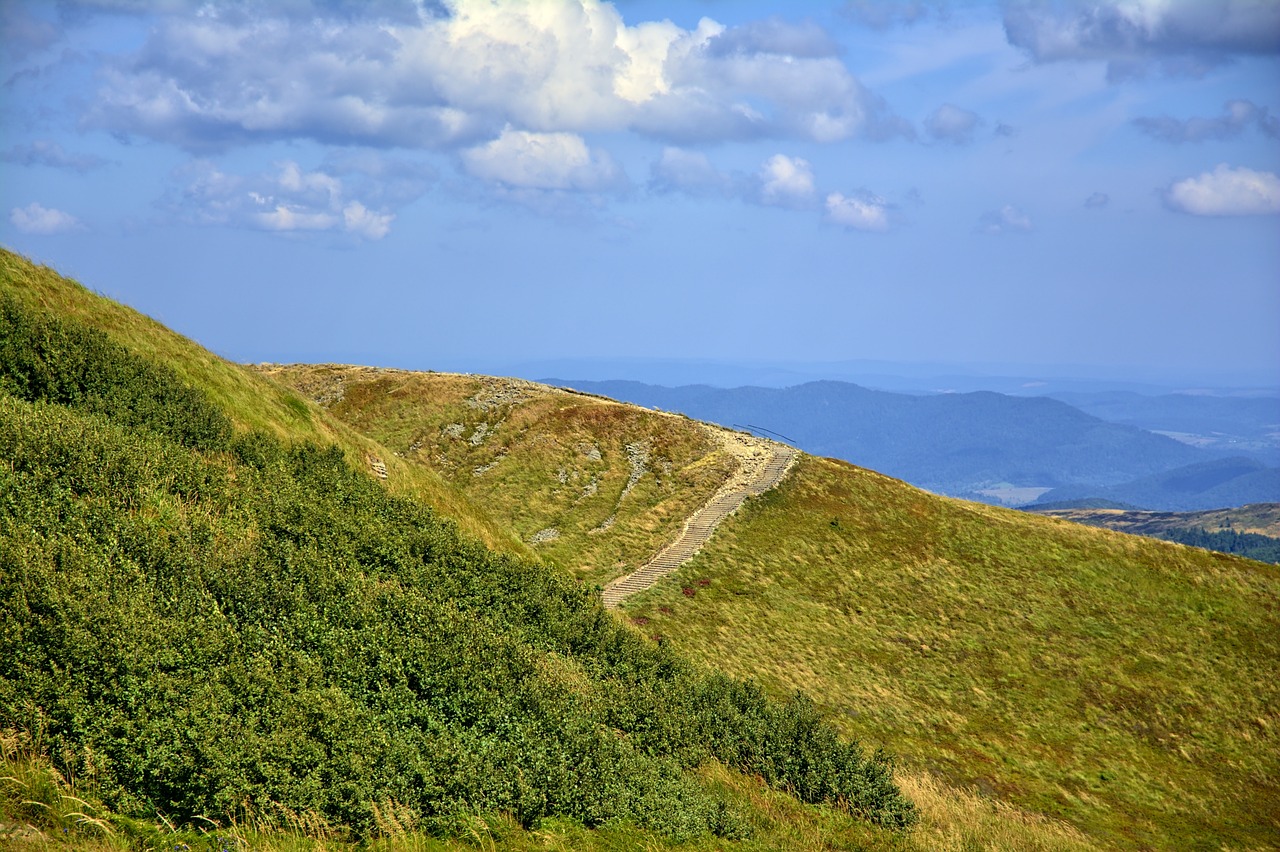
[1045, 391, 1280, 464]
[547, 379, 1280, 512]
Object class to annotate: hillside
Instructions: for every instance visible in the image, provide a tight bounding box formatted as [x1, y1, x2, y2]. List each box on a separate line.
[5, 248, 1278, 850]
[0, 250, 923, 850]
[617, 456, 1280, 850]
[270, 369, 1280, 848]
[1028, 503, 1280, 564]
[255, 364, 753, 588]
[545, 379, 1210, 503]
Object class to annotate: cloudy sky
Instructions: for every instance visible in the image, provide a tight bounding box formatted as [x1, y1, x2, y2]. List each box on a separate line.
[2, 0, 1278, 387]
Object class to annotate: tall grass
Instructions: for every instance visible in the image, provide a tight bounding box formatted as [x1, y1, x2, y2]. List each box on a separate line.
[624, 455, 1280, 849]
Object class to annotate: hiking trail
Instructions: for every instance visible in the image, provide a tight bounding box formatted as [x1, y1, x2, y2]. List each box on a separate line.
[602, 428, 798, 608]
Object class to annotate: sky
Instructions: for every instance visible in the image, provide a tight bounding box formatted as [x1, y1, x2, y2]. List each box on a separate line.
[2, 0, 1278, 389]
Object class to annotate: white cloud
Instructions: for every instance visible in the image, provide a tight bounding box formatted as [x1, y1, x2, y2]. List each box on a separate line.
[9, 202, 81, 234]
[925, 103, 981, 144]
[460, 128, 626, 192]
[165, 158, 410, 239]
[1164, 164, 1280, 216]
[978, 204, 1032, 234]
[757, 154, 816, 207]
[342, 202, 394, 240]
[82, 0, 905, 151]
[1084, 192, 1110, 209]
[1003, 0, 1280, 80]
[825, 191, 891, 232]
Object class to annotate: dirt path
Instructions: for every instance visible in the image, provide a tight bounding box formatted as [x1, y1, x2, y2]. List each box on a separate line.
[602, 428, 798, 608]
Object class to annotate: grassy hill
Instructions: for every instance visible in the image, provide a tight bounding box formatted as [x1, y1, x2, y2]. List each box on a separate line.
[255, 364, 741, 587]
[5, 248, 1278, 850]
[617, 456, 1280, 849]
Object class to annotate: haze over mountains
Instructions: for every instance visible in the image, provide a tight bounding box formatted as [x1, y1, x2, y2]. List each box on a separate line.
[547, 379, 1280, 512]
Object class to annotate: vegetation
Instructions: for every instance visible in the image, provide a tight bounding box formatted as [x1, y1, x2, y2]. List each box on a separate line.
[0, 269, 915, 844]
[622, 456, 1280, 850]
[0, 248, 525, 554]
[260, 365, 738, 586]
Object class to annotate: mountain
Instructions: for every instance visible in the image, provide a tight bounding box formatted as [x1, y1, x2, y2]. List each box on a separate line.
[543, 379, 1209, 503]
[1034, 456, 1280, 512]
[1046, 390, 1280, 464]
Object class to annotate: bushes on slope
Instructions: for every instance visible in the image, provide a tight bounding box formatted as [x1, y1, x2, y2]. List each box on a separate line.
[0, 300, 915, 839]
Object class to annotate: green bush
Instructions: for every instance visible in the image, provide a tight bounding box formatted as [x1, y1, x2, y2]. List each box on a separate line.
[0, 296, 231, 450]
[0, 303, 914, 839]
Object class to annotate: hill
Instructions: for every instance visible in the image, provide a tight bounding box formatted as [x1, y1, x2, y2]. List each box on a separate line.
[277, 369, 1280, 847]
[544, 379, 1209, 503]
[1034, 456, 1280, 512]
[1028, 503, 1280, 564]
[253, 364, 749, 588]
[5, 248, 1278, 850]
[0, 249, 921, 849]
[616, 456, 1280, 850]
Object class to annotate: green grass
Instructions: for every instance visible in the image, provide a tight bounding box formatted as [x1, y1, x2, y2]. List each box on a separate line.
[622, 456, 1280, 850]
[261, 365, 736, 585]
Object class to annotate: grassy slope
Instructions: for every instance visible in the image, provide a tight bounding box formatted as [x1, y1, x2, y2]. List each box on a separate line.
[622, 456, 1280, 850]
[0, 249, 525, 555]
[259, 364, 736, 586]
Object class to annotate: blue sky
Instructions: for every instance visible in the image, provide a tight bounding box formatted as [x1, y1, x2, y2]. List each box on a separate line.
[2, 0, 1278, 387]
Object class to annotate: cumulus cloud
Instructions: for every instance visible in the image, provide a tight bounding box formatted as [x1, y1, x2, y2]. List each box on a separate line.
[1003, 0, 1280, 80]
[825, 191, 891, 232]
[1134, 99, 1280, 143]
[10, 202, 82, 234]
[925, 103, 982, 144]
[163, 158, 414, 239]
[460, 128, 626, 192]
[978, 204, 1032, 234]
[1, 140, 110, 172]
[80, 0, 905, 152]
[649, 147, 734, 196]
[1084, 191, 1110, 209]
[756, 154, 816, 208]
[1164, 164, 1280, 216]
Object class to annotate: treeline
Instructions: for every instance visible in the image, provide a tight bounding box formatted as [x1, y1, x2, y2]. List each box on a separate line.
[1158, 528, 1280, 565]
[0, 297, 915, 840]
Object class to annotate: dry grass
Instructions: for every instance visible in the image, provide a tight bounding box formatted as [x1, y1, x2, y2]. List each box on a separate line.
[261, 365, 737, 585]
[624, 455, 1280, 850]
